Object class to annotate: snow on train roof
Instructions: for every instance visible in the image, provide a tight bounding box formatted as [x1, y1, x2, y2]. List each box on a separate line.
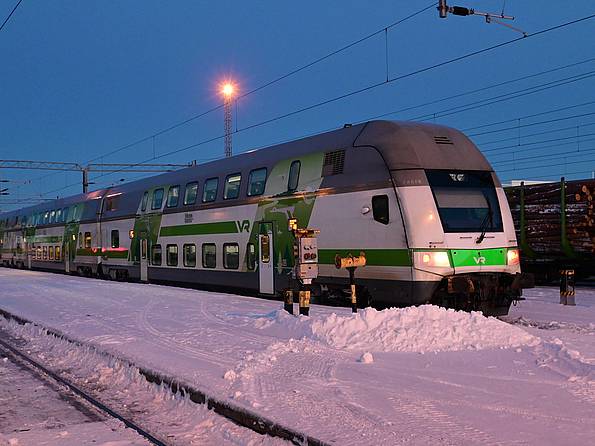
[1, 120, 491, 219]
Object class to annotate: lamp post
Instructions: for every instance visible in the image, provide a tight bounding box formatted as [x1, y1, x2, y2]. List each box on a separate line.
[222, 82, 234, 158]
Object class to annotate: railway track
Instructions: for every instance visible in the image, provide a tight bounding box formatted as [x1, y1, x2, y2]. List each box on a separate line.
[0, 329, 166, 446]
[0, 307, 329, 446]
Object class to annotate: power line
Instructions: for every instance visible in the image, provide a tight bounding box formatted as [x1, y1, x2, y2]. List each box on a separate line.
[468, 108, 595, 138]
[498, 154, 595, 174]
[464, 99, 595, 133]
[20, 2, 437, 193]
[81, 2, 437, 165]
[491, 140, 595, 165]
[51, 6, 595, 171]
[483, 131, 595, 154]
[358, 56, 595, 123]
[408, 70, 595, 122]
[30, 12, 595, 198]
[477, 120, 595, 147]
[501, 169, 595, 182]
[0, 0, 23, 33]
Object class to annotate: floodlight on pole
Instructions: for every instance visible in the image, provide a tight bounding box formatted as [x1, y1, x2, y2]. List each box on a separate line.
[221, 82, 235, 158]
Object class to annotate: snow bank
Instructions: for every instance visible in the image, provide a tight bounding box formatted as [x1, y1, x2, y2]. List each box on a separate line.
[255, 305, 538, 353]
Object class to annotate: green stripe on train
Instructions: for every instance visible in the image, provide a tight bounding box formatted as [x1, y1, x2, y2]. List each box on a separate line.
[160, 221, 239, 237]
[318, 249, 412, 267]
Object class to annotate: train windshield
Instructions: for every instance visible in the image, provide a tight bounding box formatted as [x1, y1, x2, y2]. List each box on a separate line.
[426, 170, 503, 233]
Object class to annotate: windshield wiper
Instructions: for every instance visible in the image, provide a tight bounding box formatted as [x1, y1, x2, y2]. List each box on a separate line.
[476, 194, 493, 244]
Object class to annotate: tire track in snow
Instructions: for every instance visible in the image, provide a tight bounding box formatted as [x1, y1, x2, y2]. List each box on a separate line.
[136, 297, 235, 367]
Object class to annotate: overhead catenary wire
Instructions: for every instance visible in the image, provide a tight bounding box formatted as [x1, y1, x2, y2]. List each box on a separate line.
[356, 56, 595, 124]
[0, 0, 23, 33]
[83, 2, 437, 165]
[23, 12, 595, 200]
[22, 2, 437, 189]
[476, 119, 595, 147]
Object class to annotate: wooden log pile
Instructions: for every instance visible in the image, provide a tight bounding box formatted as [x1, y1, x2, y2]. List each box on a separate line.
[505, 179, 595, 256]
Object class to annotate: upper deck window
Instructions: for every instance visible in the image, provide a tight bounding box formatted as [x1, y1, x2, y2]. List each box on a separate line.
[224, 173, 241, 200]
[184, 182, 198, 205]
[288, 160, 300, 192]
[141, 191, 149, 211]
[166, 185, 180, 208]
[151, 188, 164, 210]
[203, 178, 218, 203]
[247, 168, 267, 196]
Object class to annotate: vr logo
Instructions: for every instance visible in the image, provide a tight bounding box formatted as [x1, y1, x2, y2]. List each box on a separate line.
[236, 220, 250, 233]
[474, 256, 486, 264]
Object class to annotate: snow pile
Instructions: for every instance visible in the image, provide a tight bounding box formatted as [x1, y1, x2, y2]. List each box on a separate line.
[255, 305, 539, 353]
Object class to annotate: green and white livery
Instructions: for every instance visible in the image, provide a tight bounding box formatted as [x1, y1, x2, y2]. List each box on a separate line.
[0, 121, 532, 315]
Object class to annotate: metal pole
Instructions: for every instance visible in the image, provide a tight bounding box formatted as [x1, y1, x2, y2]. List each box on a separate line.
[224, 96, 232, 158]
[82, 168, 89, 194]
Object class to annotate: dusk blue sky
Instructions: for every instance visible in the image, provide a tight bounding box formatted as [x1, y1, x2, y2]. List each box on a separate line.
[1, 1, 594, 211]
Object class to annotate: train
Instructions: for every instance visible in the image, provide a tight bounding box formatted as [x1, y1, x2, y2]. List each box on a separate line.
[0, 120, 533, 316]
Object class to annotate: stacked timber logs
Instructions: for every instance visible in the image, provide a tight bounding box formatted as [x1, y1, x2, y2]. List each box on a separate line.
[505, 179, 595, 257]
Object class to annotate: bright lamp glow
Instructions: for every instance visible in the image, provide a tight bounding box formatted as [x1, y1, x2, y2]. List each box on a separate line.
[507, 248, 520, 265]
[222, 83, 234, 97]
[416, 251, 451, 268]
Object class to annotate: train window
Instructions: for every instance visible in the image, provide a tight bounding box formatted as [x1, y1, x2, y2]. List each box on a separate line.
[202, 243, 216, 268]
[105, 196, 119, 212]
[183, 243, 196, 267]
[224, 173, 241, 200]
[372, 195, 390, 225]
[203, 178, 219, 203]
[151, 189, 163, 210]
[166, 244, 178, 266]
[50, 210, 56, 224]
[55, 246, 61, 261]
[78, 232, 83, 248]
[44, 212, 49, 224]
[151, 244, 162, 266]
[247, 168, 267, 196]
[111, 230, 120, 248]
[84, 232, 92, 249]
[49, 246, 54, 260]
[141, 191, 149, 212]
[184, 182, 199, 205]
[42, 246, 47, 260]
[223, 243, 239, 269]
[63, 207, 69, 222]
[152, 188, 164, 210]
[288, 160, 300, 192]
[37, 247, 42, 259]
[55, 209, 62, 223]
[246, 243, 256, 271]
[260, 235, 270, 263]
[166, 185, 180, 208]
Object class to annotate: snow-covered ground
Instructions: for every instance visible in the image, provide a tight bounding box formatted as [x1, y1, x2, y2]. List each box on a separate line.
[0, 268, 593, 445]
[0, 332, 148, 446]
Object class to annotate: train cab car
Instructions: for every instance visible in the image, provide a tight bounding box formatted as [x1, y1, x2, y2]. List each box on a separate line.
[0, 120, 531, 316]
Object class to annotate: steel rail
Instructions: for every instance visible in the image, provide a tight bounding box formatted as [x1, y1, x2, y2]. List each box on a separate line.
[0, 332, 169, 446]
[0, 306, 329, 446]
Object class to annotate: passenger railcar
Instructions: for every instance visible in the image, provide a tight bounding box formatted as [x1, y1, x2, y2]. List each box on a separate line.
[0, 121, 531, 315]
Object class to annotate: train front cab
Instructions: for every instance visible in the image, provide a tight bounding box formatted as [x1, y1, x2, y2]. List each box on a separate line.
[395, 168, 530, 316]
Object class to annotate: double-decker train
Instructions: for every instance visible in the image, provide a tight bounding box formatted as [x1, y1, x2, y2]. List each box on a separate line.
[0, 120, 532, 315]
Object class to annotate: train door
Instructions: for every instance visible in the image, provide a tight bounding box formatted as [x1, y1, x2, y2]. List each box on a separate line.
[26, 240, 31, 269]
[258, 222, 274, 295]
[64, 242, 70, 273]
[140, 238, 148, 282]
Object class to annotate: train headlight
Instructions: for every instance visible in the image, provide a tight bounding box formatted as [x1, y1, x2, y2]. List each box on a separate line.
[415, 251, 451, 267]
[507, 248, 520, 266]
